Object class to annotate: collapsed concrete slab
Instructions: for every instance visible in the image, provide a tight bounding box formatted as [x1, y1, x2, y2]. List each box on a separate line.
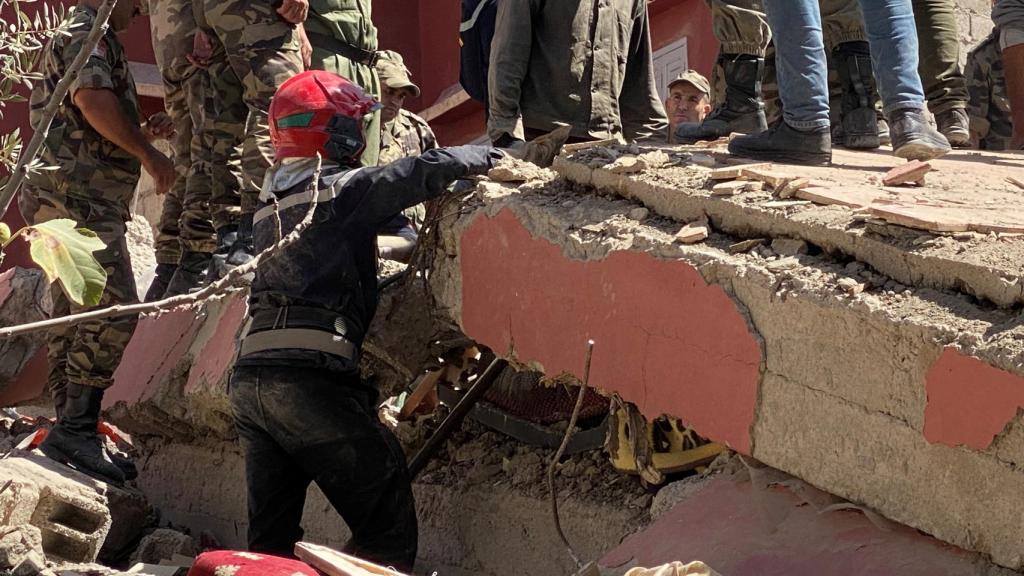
[420, 153, 1024, 570]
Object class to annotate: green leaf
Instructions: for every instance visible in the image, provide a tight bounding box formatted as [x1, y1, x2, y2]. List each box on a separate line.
[23, 219, 107, 306]
[0, 223, 9, 245]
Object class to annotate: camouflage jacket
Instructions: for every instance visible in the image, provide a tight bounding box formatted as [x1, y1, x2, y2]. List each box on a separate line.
[966, 30, 1013, 151]
[379, 109, 438, 165]
[487, 0, 668, 142]
[26, 5, 141, 201]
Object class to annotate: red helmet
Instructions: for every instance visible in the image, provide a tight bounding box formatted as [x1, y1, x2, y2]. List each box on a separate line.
[269, 70, 380, 163]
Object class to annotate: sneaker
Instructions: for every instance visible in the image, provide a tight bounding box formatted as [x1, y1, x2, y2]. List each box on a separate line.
[889, 108, 951, 161]
[935, 108, 970, 148]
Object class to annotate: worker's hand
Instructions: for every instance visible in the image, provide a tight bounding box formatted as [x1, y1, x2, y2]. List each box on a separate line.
[143, 149, 176, 196]
[188, 29, 213, 68]
[297, 23, 312, 69]
[142, 112, 175, 142]
[504, 125, 572, 168]
[276, 0, 308, 24]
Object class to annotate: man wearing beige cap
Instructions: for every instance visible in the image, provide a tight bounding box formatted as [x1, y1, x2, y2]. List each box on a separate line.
[665, 71, 713, 143]
[375, 50, 438, 261]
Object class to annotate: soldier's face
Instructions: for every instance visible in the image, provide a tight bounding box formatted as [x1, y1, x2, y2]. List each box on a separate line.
[109, 0, 141, 31]
[665, 84, 711, 129]
[380, 85, 409, 123]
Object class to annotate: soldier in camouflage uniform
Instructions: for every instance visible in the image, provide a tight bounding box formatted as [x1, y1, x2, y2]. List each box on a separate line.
[304, 0, 381, 167]
[375, 51, 437, 262]
[146, 0, 218, 299]
[679, 0, 884, 149]
[966, 29, 1014, 150]
[19, 0, 175, 483]
[189, 0, 305, 280]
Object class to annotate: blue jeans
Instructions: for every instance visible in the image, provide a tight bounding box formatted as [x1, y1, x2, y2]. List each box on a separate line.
[765, 0, 926, 129]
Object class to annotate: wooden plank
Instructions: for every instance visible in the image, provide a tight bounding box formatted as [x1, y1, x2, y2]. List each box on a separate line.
[418, 85, 471, 122]
[399, 369, 443, 421]
[295, 542, 405, 576]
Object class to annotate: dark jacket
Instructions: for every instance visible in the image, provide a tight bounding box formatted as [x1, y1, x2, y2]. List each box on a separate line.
[236, 145, 503, 373]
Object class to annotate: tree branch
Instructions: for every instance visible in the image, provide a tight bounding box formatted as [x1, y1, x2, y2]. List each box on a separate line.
[0, 0, 117, 220]
[0, 157, 324, 339]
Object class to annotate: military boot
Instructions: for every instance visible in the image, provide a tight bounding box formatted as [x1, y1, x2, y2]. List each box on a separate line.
[889, 108, 951, 161]
[144, 262, 177, 302]
[205, 224, 238, 282]
[164, 251, 212, 296]
[675, 54, 767, 144]
[39, 383, 125, 484]
[935, 108, 970, 148]
[225, 213, 255, 272]
[728, 120, 832, 166]
[834, 41, 881, 150]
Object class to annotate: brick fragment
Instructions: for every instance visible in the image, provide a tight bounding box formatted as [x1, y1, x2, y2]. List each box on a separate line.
[710, 163, 770, 180]
[882, 160, 931, 187]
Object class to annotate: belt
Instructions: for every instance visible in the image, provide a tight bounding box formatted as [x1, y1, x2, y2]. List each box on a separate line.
[305, 31, 380, 67]
[240, 306, 357, 360]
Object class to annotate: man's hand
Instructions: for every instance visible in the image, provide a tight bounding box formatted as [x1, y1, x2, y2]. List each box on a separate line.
[143, 149, 175, 195]
[503, 125, 572, 168]
[143, 113, 175, 142]
[187, 29, 213, 68]
[276, 0, 308, 24]
[297, 23, 312, 69]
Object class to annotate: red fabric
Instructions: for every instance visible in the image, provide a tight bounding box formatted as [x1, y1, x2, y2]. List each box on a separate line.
[187, 550, 319, 576]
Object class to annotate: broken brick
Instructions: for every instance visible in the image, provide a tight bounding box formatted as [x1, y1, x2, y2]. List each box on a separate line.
[710, 163, 770, 180]
[882, 160, 931, 187]
[740, 167, 795, 189]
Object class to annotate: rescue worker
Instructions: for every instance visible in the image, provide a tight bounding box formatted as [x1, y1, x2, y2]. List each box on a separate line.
[146, 0, 215, 300]
[665, 70, 713, 142]
[20, 0, 175, 483]
[966, 28, 1014, 150]
[228, 70, 566, 570]
[376, 50, 437, 262]
[487, 0, 669, 145]
[189, 0, 306, 282]
[304, 0, 382, 167]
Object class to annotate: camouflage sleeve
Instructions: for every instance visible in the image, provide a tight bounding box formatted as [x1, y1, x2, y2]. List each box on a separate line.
[419, 120, 438, 151]
[62, 30, 116, 96]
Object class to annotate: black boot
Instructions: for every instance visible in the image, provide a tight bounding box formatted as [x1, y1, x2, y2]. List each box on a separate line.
[164, 251, 212, 297]
[206, 224, 239, 281]
[889, 108, 951, 161]
[226, 212, 255, 270]
[675, 54, 767, 143]
[39, 383, 126, 484]
[834, 41, 881, 150]
[935, 108, 970, 148]
[144, 262, 177, 302]
[728, 120, 831, 166]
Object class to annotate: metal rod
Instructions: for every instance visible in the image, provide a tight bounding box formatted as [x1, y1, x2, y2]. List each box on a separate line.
[407, 357, 507, 478]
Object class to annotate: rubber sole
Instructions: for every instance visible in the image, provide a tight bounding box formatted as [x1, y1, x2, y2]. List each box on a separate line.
[39, 438, 127, 485]
[892, 141, 951, 161]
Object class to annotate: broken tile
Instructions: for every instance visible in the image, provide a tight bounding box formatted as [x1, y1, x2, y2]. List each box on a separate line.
[675, 223, 709, 244]
[777, 178, 810, 199]
[710, 163, 770, 180]
[763, 200, 812, 208]
[740, 167, 794, 189]
[882, 160, 931, 187]
[711, 181, 750, 196]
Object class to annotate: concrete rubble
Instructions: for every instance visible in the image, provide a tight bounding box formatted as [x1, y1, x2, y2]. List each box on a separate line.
[3, 142, 1024, 574]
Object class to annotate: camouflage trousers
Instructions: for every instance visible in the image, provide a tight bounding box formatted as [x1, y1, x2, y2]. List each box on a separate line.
[306, 30, 381, 167]
[912, 0, 968, 114]
[708, 0, 868, 124]
[151, 0, 217, 261]
[193, 0, 304, 216]
[18, 190, 139, 391]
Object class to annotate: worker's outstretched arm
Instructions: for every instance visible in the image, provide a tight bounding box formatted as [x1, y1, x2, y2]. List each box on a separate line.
[333, 145, 504, 230]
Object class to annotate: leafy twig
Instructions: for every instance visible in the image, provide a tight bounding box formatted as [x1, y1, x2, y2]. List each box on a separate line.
[0, 157, 324, 339]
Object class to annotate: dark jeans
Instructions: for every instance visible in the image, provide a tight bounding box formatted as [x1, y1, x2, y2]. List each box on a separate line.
[229, 365, 417, 571]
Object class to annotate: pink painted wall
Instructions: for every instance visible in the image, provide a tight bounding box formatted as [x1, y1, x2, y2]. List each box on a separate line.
[458, 209, 762, 454]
